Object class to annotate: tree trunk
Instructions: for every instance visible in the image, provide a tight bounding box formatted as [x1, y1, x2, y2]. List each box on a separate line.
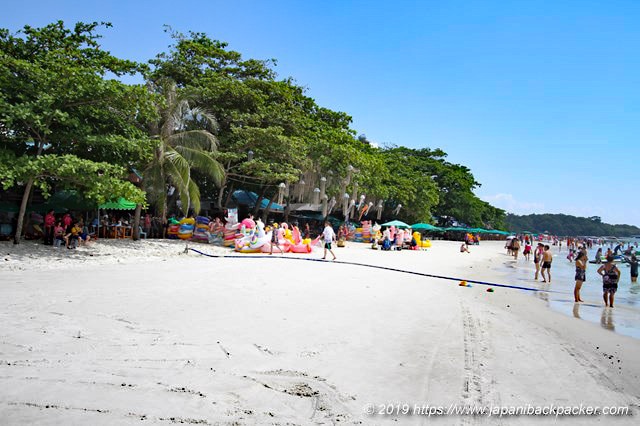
[262, 196, 274, 223]
[13, 139, 45, 245]
[284, 203, 290, 223]
[13, 178, 35, 244]
[132, 203, 142, 240]
[223, 181, 235, 210]
[252, 186, 267, 217]
[216, 183, 226, 209]
[161, 199, 167, 238]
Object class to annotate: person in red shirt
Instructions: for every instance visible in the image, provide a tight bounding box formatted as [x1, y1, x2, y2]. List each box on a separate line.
[62, 213, 72, 232]
[44, 210, 55, 245]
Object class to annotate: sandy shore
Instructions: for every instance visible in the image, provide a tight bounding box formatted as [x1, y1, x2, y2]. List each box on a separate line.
[1, 239, 639, 424]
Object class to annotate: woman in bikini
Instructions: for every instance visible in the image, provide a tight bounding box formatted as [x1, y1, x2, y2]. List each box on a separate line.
[597, 255, 620, 308]
[574, 251, 587, 302]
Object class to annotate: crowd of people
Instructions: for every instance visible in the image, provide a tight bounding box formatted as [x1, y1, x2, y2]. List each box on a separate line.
[42, 210, 92, 249]
[506, 234, 639, 308]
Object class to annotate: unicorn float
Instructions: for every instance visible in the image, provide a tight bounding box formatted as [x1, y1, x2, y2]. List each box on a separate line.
[234, 219, 271, 253]
[223, 210, 241, 247]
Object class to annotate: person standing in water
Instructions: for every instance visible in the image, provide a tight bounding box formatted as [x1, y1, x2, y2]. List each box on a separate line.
[533, 243, 544, 280]
[595, 247, 603, 264]
[541, 245, 553, 283]
[598, 255, 620, 308]
[511, 237, 521, 260]
[574, 251, 587, 302]
[322, 221, 337, 261]
[629, 254, 638, 283]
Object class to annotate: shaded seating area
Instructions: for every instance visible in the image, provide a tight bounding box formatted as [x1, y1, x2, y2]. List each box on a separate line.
[98, 198, 137, 239]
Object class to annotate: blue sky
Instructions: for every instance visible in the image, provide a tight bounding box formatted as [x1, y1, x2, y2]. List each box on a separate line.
[4, 0, 640, 225]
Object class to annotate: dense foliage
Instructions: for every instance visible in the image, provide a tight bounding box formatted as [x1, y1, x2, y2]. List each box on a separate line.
[506, 214, 640, 237]
[0, 21, 507, 242]
[0, 21, 155, 241]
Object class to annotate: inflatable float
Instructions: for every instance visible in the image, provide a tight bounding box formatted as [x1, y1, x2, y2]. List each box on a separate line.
[413, 231, 431, 248]
[234, 220, 270, 253]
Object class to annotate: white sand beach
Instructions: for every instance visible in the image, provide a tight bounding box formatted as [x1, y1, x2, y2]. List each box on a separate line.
[1, 239, 639, 424]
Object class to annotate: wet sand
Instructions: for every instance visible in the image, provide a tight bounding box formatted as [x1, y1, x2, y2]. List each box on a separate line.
[1, 239, 639, 424]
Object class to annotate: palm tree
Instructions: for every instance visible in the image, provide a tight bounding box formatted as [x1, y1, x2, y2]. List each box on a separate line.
[135, 81, 224, 238]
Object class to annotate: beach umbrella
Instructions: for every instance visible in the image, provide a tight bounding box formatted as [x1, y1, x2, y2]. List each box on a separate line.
[485, 230, 510, 235]
[381, 220, 410, 228]
[411, 223, 444, 232]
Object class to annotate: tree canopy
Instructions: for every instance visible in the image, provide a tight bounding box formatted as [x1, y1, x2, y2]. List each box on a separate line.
[506, 213, 640, 237]
[0, 21, 508, 240]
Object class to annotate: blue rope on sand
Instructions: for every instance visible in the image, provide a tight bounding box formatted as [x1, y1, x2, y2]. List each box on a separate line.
[187, 247, 561, 293]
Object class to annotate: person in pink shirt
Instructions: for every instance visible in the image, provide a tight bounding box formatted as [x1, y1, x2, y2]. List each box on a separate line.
[53, 222, 65, 248]
[44, 210, 55, 245]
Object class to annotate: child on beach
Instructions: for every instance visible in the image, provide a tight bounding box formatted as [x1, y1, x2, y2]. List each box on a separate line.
[523, 242, 532, 261]
[574, 251, 587, 302]
[567, 248, 575, 263]
[269, 224, 282, 255]
[598, 255, 620, 308]
[595, 247, 603, 264]
[64, 222, 82, 249]
[460, 243, 470, 253]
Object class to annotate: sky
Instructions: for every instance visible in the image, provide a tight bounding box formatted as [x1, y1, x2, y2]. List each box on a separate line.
[4, 0, 640, 225]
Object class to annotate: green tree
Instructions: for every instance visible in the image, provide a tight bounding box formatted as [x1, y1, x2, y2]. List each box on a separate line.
[142, 80, 224, 224]
[0, 21, 153, 243]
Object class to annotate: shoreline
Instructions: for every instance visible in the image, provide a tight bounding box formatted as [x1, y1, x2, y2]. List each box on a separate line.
[1, 239, 639, 423]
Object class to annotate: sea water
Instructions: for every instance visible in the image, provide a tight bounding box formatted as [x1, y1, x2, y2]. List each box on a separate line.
[494, 244, 640, 340]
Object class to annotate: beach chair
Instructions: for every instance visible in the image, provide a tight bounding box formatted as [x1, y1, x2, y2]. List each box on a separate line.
[138, 226, 147, 239]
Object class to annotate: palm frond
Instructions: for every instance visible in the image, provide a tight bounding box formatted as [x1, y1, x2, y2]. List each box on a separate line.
[164, 147, 191, 191]
[174, 146, 225, 187]
[167, 130, 218, 151]
[188, 106, 219, 131]
[143, 159, 166, 211]
[187, 178, 201, 214]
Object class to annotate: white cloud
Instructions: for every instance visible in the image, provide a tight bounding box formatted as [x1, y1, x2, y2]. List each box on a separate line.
[481, 193, 545, 214]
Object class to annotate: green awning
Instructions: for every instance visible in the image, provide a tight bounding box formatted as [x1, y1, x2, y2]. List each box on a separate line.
[444, 227, 471, 232]
[381, 220, 410, 228]
[411, 223, 444, 232]
[99, 197, 137, 210]
[487, 230, 511, 235]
